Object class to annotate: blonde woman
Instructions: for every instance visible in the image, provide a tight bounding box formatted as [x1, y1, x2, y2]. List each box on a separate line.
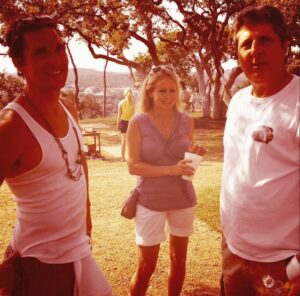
[126, 65, 205, 296]
[117, 88, 135, 161]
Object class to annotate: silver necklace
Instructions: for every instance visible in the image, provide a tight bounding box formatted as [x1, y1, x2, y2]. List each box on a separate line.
[23, 94, 83, 181]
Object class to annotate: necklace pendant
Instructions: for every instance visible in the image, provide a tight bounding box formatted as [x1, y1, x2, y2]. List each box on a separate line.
[70, 171, 82, 181]
[67, 167, 82, 181]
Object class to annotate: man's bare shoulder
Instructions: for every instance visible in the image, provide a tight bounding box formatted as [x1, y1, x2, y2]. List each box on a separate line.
[0, 108, 26, 133]
[0, 108, 29, 152]
[0, 108, 27, 185]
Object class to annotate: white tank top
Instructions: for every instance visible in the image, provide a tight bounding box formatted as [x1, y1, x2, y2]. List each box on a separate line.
[4, 101, 91, 264]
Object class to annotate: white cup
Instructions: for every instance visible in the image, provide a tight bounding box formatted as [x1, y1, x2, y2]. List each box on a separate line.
[182, 152, 202, 181]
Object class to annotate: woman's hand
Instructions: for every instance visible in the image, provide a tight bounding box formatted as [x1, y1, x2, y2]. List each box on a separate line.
[169, 159, 195, 177]
[190, 143, 207, 156]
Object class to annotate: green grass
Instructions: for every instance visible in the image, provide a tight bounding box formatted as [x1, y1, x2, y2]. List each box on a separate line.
[192, 116, 224, 233]
[195, 161, 222, 233]
[80, 115, 117, 126]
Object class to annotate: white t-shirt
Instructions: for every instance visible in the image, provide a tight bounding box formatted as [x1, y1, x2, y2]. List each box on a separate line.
[221, 75, 300, 262]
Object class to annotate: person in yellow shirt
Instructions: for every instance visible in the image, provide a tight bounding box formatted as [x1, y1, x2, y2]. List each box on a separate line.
[117, 88, 135, 161]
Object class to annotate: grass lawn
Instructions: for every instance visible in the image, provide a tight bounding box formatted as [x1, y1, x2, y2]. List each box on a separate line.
[192, 115, 224, 233]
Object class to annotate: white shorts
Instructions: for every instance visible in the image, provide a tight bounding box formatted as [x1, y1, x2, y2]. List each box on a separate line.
[135, 204, 196, 246]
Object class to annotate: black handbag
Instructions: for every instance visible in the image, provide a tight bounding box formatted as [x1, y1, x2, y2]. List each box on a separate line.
[120, 188, 139, 219]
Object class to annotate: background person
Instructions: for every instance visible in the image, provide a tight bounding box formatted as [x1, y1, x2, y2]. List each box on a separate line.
[180, 81, 191, 112]
[0, 16, 112, 296]
[126, 65, 205, 296]
[117, 87, 135, 161]
[220, 5, 300, 296]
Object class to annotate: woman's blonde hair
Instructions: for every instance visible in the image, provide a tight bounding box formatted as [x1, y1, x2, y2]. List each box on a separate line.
[137, 65, 182, 113]
[124, 87, 134, 105]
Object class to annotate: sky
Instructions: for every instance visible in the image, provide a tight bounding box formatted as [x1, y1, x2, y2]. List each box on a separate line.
[0, 38, 236, 74]
[0, 38, 147, 74]
[0, 1, 239, 74]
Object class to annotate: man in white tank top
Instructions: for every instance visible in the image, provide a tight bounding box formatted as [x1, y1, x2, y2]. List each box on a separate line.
[220, 5, 300, 296]
[0, 16, 112, 296]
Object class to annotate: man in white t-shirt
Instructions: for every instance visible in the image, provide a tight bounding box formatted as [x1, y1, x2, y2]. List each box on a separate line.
[220, 5, 300, 296]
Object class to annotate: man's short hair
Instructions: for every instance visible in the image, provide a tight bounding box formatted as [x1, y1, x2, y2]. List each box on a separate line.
[233, 5, 287, 45]
[5, 15, 60, 70]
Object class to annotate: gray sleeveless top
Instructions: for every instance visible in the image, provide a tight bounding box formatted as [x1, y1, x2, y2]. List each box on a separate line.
[135, 111, 197, 211]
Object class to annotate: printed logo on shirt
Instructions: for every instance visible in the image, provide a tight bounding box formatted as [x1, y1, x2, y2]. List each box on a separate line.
[252, 125, 274, 144]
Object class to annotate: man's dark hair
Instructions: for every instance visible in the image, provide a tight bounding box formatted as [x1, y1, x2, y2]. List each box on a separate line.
[5, 16, 60, 72]
[233, 5, 287, 44]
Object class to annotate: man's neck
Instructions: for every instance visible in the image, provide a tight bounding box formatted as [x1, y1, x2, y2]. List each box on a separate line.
[252, 72, 293, 98]
[24, 87, 61, 111]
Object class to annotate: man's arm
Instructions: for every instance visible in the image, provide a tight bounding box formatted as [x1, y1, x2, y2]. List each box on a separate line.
[0, 110, 24, 186]
[81, 154, 92, 237]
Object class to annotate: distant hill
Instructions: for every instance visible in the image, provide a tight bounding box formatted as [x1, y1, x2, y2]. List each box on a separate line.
[66, 68, 132, 90]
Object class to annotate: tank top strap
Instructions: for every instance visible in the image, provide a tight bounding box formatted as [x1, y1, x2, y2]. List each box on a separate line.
[59, 101, 82, 136]
[3, 101, 51, 140]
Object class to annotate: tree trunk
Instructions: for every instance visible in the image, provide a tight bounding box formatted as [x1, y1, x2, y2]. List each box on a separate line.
[202, 95, 211, 118]
[222, 66, 242, 106]
[103, 51, 109, 117]
[211, 72, 222, 120]
[128, 66, 136, 87]
[220, 99, 228, 119]
[203, 81, 212, 118]
[195, 63, 207, 117]
[218, 66, 243, 118]
[196, 52, 214, 118]
[66, 44, 81, 119]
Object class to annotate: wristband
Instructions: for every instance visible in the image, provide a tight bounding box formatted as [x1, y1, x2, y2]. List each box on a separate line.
[286, 255, 300, 280]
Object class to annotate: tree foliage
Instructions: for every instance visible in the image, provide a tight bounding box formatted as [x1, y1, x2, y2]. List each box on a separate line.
[0, 72, 24, 109]
[0, 0, 299, 118]
[79, 95, 102, 118]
